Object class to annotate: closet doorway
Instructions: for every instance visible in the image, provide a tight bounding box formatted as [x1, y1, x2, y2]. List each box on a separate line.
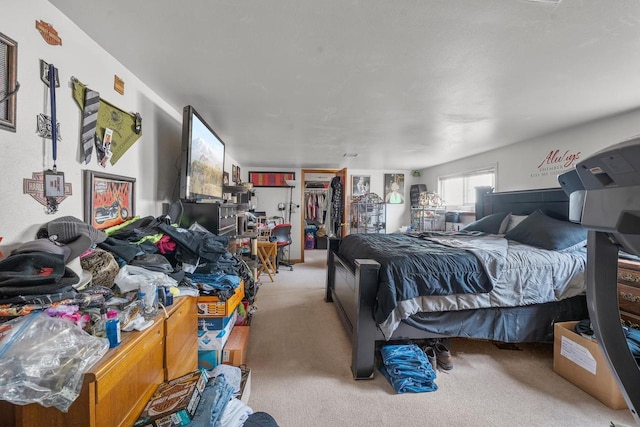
[300, 168, 347, 264]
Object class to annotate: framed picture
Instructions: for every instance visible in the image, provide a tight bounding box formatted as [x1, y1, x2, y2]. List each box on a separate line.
[232, 165, 238, 184]
[248, 171, 295, 187]
[352, 175, 370, 196]
[84, 170, 135, 230]
[0, 32, 18, 132]
[223, 171, 229, 186]
[236, 166, 241, 184]
[384, 173, 405, 204]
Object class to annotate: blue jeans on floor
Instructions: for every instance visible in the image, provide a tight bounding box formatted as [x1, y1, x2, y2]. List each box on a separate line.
[379, 344, 437, 393]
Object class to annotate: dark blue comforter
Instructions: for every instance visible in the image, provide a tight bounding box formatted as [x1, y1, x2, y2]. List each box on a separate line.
[337, 233, 494, 326]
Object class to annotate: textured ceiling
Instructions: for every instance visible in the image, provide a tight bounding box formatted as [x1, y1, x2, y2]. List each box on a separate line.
[49, 0, 640, 170]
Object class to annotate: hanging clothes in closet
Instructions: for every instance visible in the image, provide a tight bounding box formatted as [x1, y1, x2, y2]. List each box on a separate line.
[304, 189, 326, 223]
[323, 176, 343, 237]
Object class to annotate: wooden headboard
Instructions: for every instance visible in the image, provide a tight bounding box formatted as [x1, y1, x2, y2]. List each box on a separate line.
[476, 188, 570, 221]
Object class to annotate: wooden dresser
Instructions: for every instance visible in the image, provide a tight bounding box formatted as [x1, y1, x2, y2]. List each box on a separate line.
[0, 296, 197, 427]
[618, 258, 640, 329]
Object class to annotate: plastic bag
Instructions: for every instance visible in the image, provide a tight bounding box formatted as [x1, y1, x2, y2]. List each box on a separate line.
[114, 264, 177, 293]
[0, 312, 109, 412]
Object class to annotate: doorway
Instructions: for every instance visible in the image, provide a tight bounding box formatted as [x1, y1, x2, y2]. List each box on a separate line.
[299, 168, 347, 264]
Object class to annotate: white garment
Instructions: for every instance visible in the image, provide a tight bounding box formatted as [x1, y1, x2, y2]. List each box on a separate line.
[219, 397, 252, 427]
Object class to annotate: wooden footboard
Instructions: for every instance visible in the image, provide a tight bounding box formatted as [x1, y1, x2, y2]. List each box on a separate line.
[326, 238, 381, 379]
[326, 238, 447, 379]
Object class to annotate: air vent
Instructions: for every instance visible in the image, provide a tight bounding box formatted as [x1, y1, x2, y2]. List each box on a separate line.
[343, 153, 359, 158]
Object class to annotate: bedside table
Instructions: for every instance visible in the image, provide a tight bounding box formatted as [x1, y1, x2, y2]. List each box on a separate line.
[618, 258, 640, 328]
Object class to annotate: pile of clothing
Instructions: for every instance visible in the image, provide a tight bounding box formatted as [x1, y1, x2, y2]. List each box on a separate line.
[379, 343, 438, 393]
[0, 214, 257, 326]
[190, 365, 278, 427]
[575, 319, 640, 365]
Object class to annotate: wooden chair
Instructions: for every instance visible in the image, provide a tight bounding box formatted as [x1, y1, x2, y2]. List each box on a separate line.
[256, 240, 277, 282]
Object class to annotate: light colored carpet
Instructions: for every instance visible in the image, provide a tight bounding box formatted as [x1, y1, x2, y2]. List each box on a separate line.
[245, 250, 636, 427]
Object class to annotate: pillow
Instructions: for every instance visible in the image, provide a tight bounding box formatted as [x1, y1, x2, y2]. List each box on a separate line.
[504, 209, 587, 251]
[504, 214, 528, 233]
[462, 212, 511, 235]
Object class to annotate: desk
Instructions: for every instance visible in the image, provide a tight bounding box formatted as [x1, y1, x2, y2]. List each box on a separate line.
[257, 241, 277, 282]
[0, 297, 197, 427]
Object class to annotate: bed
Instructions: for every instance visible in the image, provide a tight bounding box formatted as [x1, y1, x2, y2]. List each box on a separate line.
[325, 188, 590, 379]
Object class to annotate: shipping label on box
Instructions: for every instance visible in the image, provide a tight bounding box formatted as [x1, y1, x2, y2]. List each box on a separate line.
[560, 335, 597, 374]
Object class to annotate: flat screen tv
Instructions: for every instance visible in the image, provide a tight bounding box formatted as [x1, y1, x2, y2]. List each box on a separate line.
[179, 105, 226, 201]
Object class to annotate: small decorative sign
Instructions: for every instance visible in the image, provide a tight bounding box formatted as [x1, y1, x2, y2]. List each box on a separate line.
[36, 113, 61, 140]
[531, 148, 581, 178]
[114, 75, 125, 95]
[39, 60, 60, 87]
[23, 171, 72, 207]
[35, 20, 62, 46]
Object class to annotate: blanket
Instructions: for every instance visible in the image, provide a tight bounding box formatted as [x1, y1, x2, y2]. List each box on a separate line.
[338, 232, 506, 335]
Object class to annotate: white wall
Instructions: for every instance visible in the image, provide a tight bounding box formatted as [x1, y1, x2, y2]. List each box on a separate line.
[421, 108, 640, 193]
[0, 1, 242, 253]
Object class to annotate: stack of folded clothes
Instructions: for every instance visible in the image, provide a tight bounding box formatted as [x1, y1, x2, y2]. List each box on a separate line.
[379, 343, 437, 393]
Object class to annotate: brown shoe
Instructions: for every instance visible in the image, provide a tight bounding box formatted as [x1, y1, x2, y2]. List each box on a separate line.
[434, 341, 453, 370]
[422, 346, 437, 372]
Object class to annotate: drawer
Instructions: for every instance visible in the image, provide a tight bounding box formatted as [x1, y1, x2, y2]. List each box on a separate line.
[618, 283, 640, 317]
[621, 311, 640, 330]
[619, 266, 640, 288]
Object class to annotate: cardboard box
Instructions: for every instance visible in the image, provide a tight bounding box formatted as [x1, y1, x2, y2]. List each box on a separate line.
[223, 326, 250, 366]
[553, 321, 627, 410]
[198, 310, 237, 331]
[239, 367, 251, 404]
[198, 349, 221, 371]
[197, 280, 244, 317]
[197, 311, 236, 351]
[134, 369, 208, 427]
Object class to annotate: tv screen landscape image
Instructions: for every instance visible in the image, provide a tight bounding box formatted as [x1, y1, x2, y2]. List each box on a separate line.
[179, 105, 225, 201]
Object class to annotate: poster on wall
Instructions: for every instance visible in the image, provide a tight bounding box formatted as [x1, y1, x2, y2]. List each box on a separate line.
[384, 173, 405, 204]
[248, 171, 295, 187]
[352, 175, 370, 196]
[84, 170, 135, 230]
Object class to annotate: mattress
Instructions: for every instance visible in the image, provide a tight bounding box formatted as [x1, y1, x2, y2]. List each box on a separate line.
[338, 232, 587, 339]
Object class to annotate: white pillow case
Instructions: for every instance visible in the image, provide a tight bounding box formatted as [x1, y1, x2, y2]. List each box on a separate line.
[504, 215, 528, 233]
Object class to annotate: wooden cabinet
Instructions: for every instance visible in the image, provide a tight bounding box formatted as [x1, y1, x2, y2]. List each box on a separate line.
[165, 296, 198, 381]
[618, 259, 640, 328]
[0, 296, 197, 427]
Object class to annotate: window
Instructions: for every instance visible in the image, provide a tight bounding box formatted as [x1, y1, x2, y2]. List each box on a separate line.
[0, 32, 18, 132]
[438, 167, 496, 209]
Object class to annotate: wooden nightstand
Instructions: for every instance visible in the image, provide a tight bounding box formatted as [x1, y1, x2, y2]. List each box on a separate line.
[618, 258, 640, 329]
